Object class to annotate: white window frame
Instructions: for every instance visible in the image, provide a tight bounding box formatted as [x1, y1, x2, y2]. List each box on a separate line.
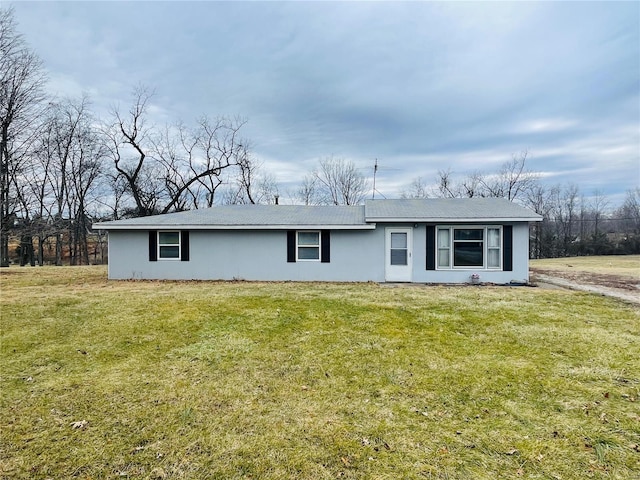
[296, 230, 321, 262]
[158, 231, 181, 261]
[436, 226, 502, 270]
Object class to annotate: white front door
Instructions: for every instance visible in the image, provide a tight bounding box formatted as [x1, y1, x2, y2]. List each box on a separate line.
[385, 228, 413, 282]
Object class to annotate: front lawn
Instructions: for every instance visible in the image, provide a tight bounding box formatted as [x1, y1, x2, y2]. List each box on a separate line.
[1, 267, 638, 479]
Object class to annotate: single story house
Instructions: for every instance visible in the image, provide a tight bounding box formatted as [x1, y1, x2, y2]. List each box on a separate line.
[93, 198, 542, 283]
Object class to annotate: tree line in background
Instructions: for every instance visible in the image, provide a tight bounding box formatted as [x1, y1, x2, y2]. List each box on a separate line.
[399, 154, 640, 258]
[1, 8, 638, 267]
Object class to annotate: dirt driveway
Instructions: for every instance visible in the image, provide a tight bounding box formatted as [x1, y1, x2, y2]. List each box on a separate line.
[530, 267, 640, 306]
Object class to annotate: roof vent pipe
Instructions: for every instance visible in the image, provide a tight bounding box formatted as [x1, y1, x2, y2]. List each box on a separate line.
[274, 195, 279, 205]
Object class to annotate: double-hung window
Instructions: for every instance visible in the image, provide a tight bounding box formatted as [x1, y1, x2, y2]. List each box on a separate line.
[436, 226, 501, 269]
[158, 231, 181, 260]
[297, 231, 320, 261]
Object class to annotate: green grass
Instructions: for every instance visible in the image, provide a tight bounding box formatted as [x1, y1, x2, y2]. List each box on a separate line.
[531, 255, 640, 278]
[1, 267, 639, 479]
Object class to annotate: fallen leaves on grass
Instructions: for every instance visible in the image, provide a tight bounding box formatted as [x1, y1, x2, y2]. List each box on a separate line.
[70, 420, 88, 429]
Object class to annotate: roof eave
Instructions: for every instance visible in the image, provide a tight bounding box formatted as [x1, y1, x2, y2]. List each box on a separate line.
[365, 217, 543, 223]
[92, 223, 377, 231]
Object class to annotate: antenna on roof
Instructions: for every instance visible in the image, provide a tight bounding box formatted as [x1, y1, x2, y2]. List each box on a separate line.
[372, 159, 387, 199]
[372, 159, 378, 199]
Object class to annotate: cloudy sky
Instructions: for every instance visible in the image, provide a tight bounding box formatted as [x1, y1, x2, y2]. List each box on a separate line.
[10, 1, 640, 205]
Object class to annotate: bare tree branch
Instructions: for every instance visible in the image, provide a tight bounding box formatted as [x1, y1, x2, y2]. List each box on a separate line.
[302, 156, 368, 205]
[0, 7, 47, 265]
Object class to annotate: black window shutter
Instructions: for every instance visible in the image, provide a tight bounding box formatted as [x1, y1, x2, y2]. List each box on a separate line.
[425, 225, 436, 270]
[503, 225, 513, 272]
[181, 231, 190, 261]
[287, 231, 296, 262]
[321, 230, 330, 263]
[149, 230, 157, 262]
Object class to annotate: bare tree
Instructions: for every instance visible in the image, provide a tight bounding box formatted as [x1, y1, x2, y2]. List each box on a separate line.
[303, 156, 368, 205]
[400, 176, 430, 199]
[431, 168, 482, 198]
[66, 111, 106, 265]
[460, 171, 483, 198]
[23, 95, 105, 265]
[296, 174, 320, 205]
[525, 183, 555, 258]
[27, 102, 59, 264]
[614, 188, 640, 253]
[479, 151, 538, 201]
[590, 189, 609, 236]
[435, 169, 460, 198]
[104, 87, 255, 217]
[432, 168, 480, 198]
[551, 184, 579, 256]
[617, 188, 640, 234]
[223, 160, 279, 205]
[103, 85, 159, 217]
[428, 151, 538, 202]
[28, 97, 91, 264]
[176, 116, 253, 209]
[154, 116, 259, 210]
[0, 7, 47, 266]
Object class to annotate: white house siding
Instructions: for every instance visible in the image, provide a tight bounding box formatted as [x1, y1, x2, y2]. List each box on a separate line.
[107, 229, 385, 282]
[107, 222, 531, 283]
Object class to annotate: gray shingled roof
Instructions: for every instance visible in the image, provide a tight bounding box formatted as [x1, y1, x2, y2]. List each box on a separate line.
[93, 205, 369, 230]
[94, 198, 541, 230]
[365, 198, 542, 221]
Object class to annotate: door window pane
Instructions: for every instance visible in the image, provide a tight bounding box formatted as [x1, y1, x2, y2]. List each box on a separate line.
[390, 249, 408, 265]
[391, 232, 407, 249]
